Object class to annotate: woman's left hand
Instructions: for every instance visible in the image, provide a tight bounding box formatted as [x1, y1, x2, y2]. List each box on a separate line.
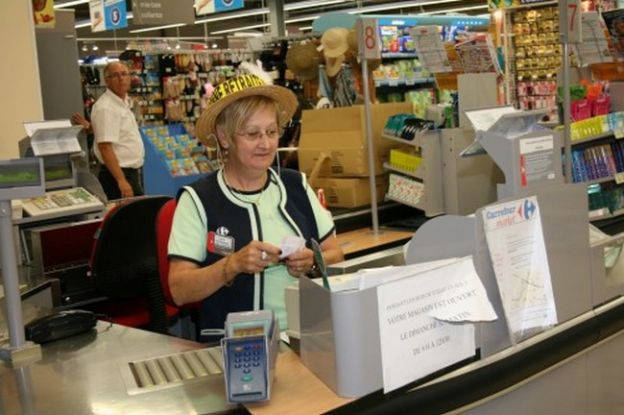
[285, 247, 314, 277]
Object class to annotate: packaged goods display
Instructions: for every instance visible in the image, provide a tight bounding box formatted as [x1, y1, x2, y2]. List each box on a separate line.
[141, 125, 213, 177]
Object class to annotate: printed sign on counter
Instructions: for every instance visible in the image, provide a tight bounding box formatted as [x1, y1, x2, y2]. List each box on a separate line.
[376, 257, 496, 393]
[482, 196, 557, 344]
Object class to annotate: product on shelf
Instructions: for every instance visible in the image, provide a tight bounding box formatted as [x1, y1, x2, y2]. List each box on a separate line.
[383, 113, 435, 141]
[505, 5, 561, 121]
[141, 125, 212, 177]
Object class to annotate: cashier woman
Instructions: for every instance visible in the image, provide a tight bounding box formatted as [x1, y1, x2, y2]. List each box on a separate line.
[167, 73, 344, 341]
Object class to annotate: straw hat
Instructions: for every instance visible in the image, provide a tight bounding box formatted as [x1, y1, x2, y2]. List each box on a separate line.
[325, 54, 345, 77]
[320, 27, 349, 58]
[195, 74, 298, 145]
[286, 41, 322, 81]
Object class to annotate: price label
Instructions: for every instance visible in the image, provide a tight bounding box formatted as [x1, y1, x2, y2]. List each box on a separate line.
[615, 172, 624, 184]
[388, 80, 399, 87]
[559, 0, 581, 44]
[356, 18, 381, 60]
[614, 128, 624, 139]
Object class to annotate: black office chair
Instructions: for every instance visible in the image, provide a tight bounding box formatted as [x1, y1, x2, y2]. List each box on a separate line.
[88, 195, 178, 333]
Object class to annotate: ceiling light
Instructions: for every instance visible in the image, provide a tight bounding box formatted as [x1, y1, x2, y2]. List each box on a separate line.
[211, 43, 218, 49]
[284, 0, 351, 11]
[232, 31, 264, 38]
[130, 23, 186, 34]
[346, 0, 463, 14]
[54, 0, 89, 8]
[210, 23, 270, 35]
[81, 43, 88, 52]
[92, 44, 99, 51]
[195, 8, 268, 24]
[285, 15, 320, 24]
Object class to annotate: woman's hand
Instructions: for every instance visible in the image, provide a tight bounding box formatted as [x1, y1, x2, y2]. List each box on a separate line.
[232, 240, 281, 275]
[285, 247, 314, 277]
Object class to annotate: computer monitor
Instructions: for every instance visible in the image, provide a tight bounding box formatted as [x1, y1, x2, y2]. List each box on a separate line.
[0, 158, 45, 200]
[18, 137, 77, 191]
[41, 153, 75, 190]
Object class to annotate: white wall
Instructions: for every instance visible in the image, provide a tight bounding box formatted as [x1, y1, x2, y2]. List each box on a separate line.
[0, 2, 43, 158]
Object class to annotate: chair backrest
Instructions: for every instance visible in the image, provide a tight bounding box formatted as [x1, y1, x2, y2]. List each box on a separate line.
[90, 195, 172, 299]
[155, 198, 201, 310]
[156, 198, 177, 306]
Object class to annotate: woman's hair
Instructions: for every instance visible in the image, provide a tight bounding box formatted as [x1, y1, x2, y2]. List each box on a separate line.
[214, 95, 285, 150]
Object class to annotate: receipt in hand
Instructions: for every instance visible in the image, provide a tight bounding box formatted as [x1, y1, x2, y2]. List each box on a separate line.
[279, 236, 306, 259]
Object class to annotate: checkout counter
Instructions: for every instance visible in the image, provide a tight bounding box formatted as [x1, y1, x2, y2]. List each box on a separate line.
[3, 121, 624, 413]
[2, 239, 624, 415]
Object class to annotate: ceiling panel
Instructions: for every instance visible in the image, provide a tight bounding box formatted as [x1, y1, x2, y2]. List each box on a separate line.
[53, 0, 488, 43]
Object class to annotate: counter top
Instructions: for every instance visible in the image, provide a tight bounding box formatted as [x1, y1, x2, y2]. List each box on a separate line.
[0, 317, 351, 415]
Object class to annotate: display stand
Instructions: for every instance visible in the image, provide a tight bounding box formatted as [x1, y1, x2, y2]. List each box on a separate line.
[141, 124, 205, 197]
[0, 159, 45, 362]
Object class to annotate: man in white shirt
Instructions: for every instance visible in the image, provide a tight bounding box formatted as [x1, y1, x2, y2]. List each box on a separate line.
[90, 61, 145, 199]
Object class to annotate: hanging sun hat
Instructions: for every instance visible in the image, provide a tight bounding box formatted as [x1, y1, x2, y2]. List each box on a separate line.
[195, 73, 298, 145]
[325, 54, 345, 77]
[319, 27, 349, 58]
[286, 41, 322, 81]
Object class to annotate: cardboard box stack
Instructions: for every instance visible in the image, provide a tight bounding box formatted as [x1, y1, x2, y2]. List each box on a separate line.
[298, 102, 412, 208]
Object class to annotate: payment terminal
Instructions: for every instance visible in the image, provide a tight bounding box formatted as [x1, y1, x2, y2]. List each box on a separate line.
[221, 310, 279, 404]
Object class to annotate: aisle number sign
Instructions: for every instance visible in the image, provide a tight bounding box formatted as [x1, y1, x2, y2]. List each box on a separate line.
[559, 0, 582, 44]
[89, 0, 128, 33]
[356, 18, 381, 60]
[196, 0, 245, 17]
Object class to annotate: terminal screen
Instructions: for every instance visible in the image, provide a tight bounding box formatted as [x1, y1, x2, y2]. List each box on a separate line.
[0, 161, 41, 189]
[43, 154, 74, 190]
[233, 325, 265, 338]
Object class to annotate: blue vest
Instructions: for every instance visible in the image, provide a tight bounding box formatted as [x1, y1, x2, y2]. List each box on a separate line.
[182, 168, 319, 342]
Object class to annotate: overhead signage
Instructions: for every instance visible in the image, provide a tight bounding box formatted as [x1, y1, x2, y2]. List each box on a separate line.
[195, 0, 245, 16]
[32, 0, 56, 28]
[356, 18, 381, 60]
[131, 0, 194, 25]
[89, 0, 128, 33]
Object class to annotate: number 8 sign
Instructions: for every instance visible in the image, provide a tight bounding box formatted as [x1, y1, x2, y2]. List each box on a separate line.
[356, 18, 381, 60]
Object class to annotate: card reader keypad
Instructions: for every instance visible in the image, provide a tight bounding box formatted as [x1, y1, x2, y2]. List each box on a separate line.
[225, 337, 268, 402]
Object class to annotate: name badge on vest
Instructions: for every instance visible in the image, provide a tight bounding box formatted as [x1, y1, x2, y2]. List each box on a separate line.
[207, 228, 235, 256]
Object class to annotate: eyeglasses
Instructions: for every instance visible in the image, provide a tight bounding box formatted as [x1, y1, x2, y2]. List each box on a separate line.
[236, 127, 281, 142]
[106, 72, 130, 79]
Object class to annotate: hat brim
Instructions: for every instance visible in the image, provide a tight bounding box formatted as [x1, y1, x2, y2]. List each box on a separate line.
[195, 85, 298, 145]
[325, 54, 345, 77]
[323, 45, 348, 58]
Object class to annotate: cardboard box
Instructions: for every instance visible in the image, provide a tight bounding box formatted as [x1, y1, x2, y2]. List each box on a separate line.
[298, 103, 412, 177]
[312, 175, 388, 208]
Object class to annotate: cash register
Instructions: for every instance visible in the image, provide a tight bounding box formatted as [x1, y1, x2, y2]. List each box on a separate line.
[19, 153, 104, 221]
[17, 123, 105, 222]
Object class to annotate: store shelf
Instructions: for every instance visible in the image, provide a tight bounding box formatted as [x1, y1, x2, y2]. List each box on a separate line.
[571, 131, 615, 145]
[589, 208, 624, 222]
[383, 162, 424, 180]
[382, 52, 418, 58]
[374, 77, 434, 87]
[382, 133, 418, 147]
[385, 194, 426, 211]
